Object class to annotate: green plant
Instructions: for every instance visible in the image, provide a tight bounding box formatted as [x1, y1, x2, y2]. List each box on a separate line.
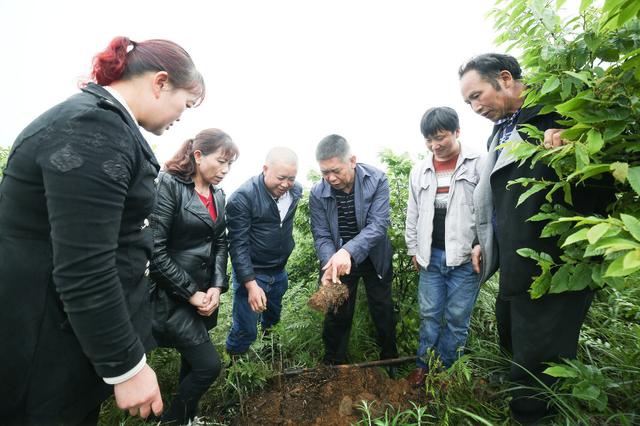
[489, 0, 640, 297]
[0, 146, 10, 180]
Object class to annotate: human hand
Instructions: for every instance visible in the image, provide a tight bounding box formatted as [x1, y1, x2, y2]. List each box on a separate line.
[543, 128, 566, 149]
[245, 280, 267, 313]
[322, 248, 352, 284]
[320, 268, 342, 286]
[471, 244, 482, 274]
[411, 255, 419, 271]
[197, 287, 221, 316]
[188, 290, 209, 309]
[113, 363, 163, 419]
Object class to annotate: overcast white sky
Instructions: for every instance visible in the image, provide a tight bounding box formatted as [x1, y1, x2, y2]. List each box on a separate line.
[0, 0, 500, 193]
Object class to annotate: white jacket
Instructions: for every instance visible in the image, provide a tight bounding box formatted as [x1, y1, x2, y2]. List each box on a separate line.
[405, 143, 484, 268]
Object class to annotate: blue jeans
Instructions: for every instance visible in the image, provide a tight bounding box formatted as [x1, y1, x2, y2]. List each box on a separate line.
[226, 269, 289, 353]
[417, 247, 480, 369]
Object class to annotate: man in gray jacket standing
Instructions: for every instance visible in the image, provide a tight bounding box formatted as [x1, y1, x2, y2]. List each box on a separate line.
[309, 134, 398, 367]
[404, 107, 483, 386]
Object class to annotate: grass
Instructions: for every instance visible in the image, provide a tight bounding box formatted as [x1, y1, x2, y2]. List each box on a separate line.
[98, 272, 640, 425]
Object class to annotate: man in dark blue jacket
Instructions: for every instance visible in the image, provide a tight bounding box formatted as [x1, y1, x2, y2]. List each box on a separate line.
[309, 135, 398, 366]
[225, 147, 303, 355]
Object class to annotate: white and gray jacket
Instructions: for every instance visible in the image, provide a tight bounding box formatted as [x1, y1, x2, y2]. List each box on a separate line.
[405, 144, 484, 268]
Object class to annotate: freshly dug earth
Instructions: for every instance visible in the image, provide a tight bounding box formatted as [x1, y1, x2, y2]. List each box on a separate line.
[233, 366, 426, 425]
[308, 283, 350, 314]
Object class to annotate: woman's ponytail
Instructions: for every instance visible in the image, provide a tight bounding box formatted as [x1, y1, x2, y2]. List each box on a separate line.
[91, 36, 135, 86]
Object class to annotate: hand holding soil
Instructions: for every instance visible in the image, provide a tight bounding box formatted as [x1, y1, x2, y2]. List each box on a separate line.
[308, 282, 350, 314]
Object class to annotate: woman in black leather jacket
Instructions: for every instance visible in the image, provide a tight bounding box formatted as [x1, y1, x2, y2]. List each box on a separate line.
[149, 128, 238, 424]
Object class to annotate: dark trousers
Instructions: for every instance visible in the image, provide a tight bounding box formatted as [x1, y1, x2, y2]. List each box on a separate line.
[322, 258, 397, 364]
[162, 340, 222, 424]
[496, 289, 594, 423]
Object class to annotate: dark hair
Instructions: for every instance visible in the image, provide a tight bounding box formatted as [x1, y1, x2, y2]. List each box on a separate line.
[458, 53, 522, 89]
[420, 107, 460, 138]
[91, 36, 205, 105]
[165, 128, 238, 178]
[316, 134, 351, 162]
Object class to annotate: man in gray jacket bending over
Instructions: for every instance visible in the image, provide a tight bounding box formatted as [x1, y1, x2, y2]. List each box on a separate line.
[404, 107, 483, 386]
[309, 134, 398, 367]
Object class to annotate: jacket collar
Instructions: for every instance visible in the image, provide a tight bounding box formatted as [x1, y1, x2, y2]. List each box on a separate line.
[318, 162, 369, 198]
[81, 83, 160, 170]
[422, 142, 479, 173]
[171, 172, 224, 196]
[257, 173, 303, 201]
[488, 104, 544, 149]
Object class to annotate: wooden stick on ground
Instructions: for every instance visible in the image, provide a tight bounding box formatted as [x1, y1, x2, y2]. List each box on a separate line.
[282, 356, 418, 377]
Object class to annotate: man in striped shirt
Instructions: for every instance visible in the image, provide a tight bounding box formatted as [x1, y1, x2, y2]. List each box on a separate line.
[309, 135, 398, 368]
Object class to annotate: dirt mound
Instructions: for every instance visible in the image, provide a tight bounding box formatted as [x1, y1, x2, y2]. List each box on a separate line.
[233, 366, 426, 425]
[308, 283, 350, 314]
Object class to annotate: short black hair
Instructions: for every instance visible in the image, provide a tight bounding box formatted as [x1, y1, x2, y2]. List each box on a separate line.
[420, 107, 459, 139]
[458, 53, 522, 89]
[316, 134, 351, 162]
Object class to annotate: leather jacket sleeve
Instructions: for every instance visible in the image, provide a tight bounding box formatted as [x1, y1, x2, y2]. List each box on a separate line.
[149, 174, 199, 301]
[226, 191, 256, 284]
[211, 191, 229, 292]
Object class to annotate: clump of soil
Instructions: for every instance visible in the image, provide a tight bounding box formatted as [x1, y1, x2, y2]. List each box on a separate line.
[233, 366, 426, 425]
[308, 283, 350, 314]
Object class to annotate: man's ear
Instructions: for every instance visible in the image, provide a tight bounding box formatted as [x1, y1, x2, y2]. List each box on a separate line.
[499, 70, 514, 88]
[152, 71, 170, 98]
[350, 155, 357, 168]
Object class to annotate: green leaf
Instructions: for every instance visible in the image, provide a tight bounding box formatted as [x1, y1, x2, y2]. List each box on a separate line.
[544, 365, 578, 378]
[620, 214, 640, 241]
[628, 167, 640, 196]
[603, 122, 627, 141]
[563, 71, 592, 86]
[610, 162, 629, 183]
[562, 182, 573, 205]
[541, 75, 560, 94]
[593, 237, 640, 252]
[605, 253, 640, 277]
[570, 164, 610, 183]
[555, 91, 594, 114]
[575, 143, 590, 169]
[587, 223, 611, 244]
[517, 248, 555, 265]
[550, 264, 572, 293]
[541, 220, 573, 238]
[616, 0, 640, 27]
[563, 228, 589, 247]
[517, 183, 548, 206]
[583, 32, 600, 51]
[579, 0, 594, 13]
[586, 130, 604, 154]
[560, 77, 573, 99]
[529, 269, 553, 298]
[569, 263, 593, 291]
[623, 249, 640, 270]
[572, 382, 603, 406]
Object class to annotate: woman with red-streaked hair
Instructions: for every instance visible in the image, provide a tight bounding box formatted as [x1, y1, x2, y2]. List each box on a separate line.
[0, 36, 204, 425]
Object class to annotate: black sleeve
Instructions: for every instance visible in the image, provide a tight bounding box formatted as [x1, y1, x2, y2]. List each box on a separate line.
[38, 109, 144, 378]
[226, 192, 256, 284]
[148, 173, 200, 300]
[211, 191, 229, 292]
